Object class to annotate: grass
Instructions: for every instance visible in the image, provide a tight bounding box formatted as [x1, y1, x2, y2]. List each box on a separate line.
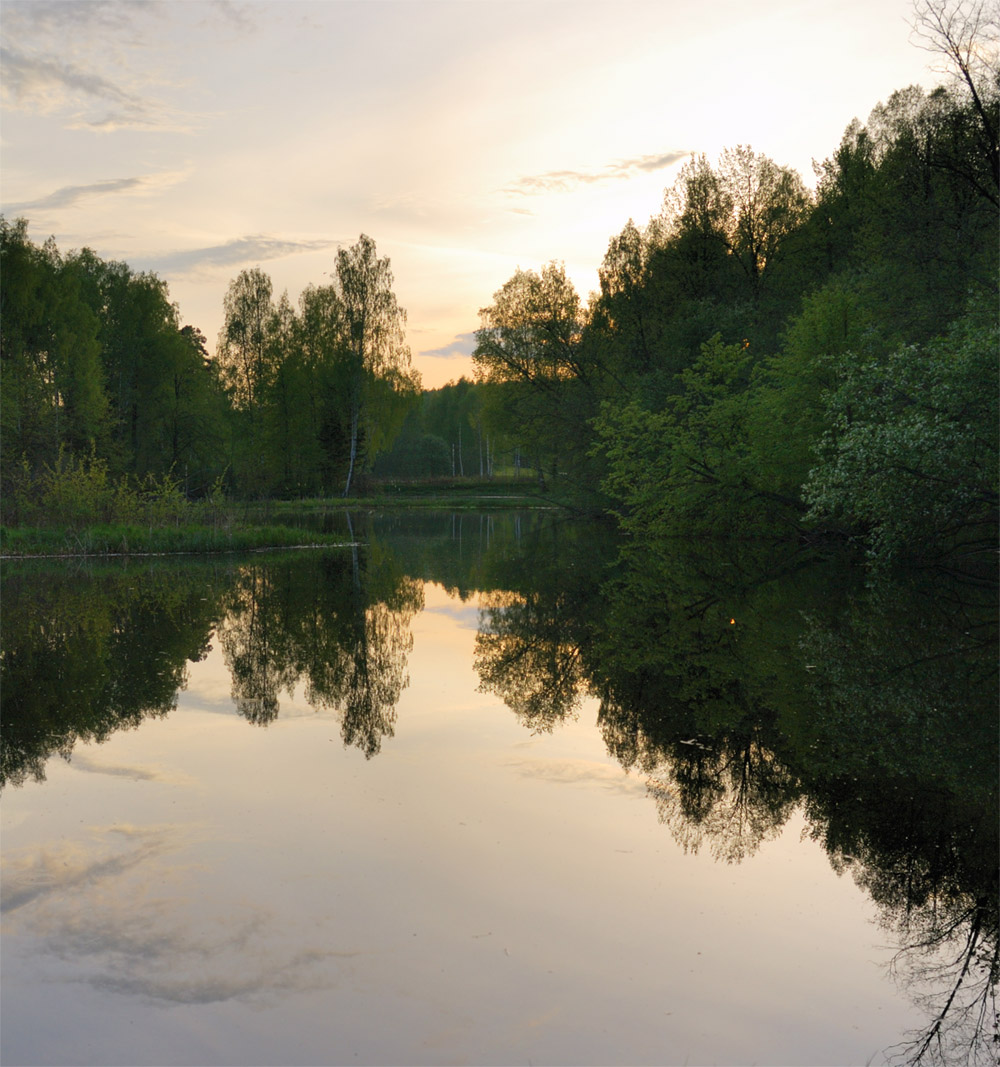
[257, 476, 583, 515]
[1, 476, 587, 558]
[0, 522, 350, 559]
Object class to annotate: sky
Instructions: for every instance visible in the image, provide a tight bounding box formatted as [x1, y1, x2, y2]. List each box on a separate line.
[1, 0, 941, 388]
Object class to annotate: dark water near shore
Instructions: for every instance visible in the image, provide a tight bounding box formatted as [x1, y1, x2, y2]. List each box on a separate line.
[2, 510, 996, 1066]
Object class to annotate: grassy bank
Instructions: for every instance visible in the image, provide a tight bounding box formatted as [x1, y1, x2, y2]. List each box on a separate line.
[0, 522, 350, 559]
[263, 476, 562, 514]
[1, 462, 586, 558]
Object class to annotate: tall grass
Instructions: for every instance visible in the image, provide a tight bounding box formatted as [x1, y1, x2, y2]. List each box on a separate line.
[1, 453, 347, 557]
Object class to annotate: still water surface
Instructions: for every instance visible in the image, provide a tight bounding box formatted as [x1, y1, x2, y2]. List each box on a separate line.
[2, 511, 996, 1066]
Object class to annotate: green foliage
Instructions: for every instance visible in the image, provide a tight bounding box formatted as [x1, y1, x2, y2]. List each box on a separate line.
[597, 336, 803, 537]
[1, 220, 228, 508]
[473, 262, 604, 490]
[804, 294, 999, 564]
[583, 50, 998, 564]
[1, 223, 422, 515]
[218, 237, 421, 499]
[747, 278, 889, 501]
[2, 448, 209, 535]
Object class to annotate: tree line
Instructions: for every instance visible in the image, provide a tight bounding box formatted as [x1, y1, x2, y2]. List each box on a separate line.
[3, 0, 996, 564]
[0, 228, 420, 510]
[471, 2, 997, 564]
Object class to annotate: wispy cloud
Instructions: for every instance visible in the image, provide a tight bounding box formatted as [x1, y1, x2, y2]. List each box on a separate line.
[0, 39, 197, 132]
[142, 235, 341, 275]
[1, 825, 180, 914]
[2, 1, 154, 40]
[420, 332, 477, 360]
[3, 823, 360, 1009]
[89, 946, 356, 1005]
[67, 753, 194, 785]
[0, 45, 138, 109]
[424, 601, 480, 628]
[3, 170, 189, 214]
[505, 150, 691, 196]
[505, 756, 648, 797]
[200, 0, 258, 34]
[68, 110, 197, 134]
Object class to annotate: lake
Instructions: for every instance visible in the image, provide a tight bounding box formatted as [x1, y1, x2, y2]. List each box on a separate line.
[2, 510, 996, 1066]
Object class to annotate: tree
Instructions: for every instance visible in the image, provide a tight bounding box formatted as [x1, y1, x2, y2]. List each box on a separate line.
[0, 221, 108, 473]
[657, 148, 811, 315]
[585, 219, 657, 385]
[749, 279, 886, 503]
[910, 0, 999, 199]
[64, 247, 218, 480]
[329, 235, 417, 496]
[804, 294, 999, 565]
[217, 267, 278, 495]
[473, 262, 600, 487]
[296, 282, 348, 493]
[473, 262, 586, 389]
[218, 267, 274, 418]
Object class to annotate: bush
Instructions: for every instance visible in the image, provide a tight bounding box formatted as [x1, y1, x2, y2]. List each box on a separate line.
[7, 449, 191, 530]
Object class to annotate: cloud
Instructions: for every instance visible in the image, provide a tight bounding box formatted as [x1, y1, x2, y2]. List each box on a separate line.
[0, 32, 196, 132]
[505, 149, 691, 196]
[3, 170, 188, 214]
[67, 110, 197, 134]
[88, 946, 357, 1005]
[199, 0, 258, 34]
[67, 753, 194, 785]
[1, 825, 179, 914]
[420, 332, 477, 360]
[141, 235, 341, 275]
[424, 601, 481, 629]
[0, 45, 138, 109]
[1, 1, 151, 39]
[3, 824, 361, 1008]
[506, 756, 648, 797]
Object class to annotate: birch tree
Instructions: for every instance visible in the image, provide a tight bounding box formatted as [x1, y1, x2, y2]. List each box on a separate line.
[331, 235, 415, 496]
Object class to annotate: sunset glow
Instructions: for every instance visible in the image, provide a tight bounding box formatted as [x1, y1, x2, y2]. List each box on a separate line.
[1, 0, 937, 386]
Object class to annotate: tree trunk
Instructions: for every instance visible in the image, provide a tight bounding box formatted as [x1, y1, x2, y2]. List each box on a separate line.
[343, 400, 359, 497]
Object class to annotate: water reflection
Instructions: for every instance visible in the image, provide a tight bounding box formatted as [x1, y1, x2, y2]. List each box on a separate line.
[217, 543, 422, 756]
[1, 514, 996, 1063]
[0, 560, 220, 789]
[473, 533, 998, 1065]
[1, 538, 423, 777]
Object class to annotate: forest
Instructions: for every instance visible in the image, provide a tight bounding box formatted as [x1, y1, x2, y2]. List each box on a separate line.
[1, 2, 996, 568]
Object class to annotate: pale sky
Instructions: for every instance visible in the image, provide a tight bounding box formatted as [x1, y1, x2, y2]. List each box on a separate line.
[1, 0, 938, 387]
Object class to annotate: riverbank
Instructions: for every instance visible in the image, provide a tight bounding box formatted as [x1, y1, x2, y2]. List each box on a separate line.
[262, 482, 560, 517]
[0, 523, 351, 559]
[0, 478, 592, 558]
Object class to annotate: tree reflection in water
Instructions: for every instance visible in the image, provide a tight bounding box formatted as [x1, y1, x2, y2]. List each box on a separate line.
[217, 541, 423, 758]
[473, 531, 997, 1064]
[795, 575, 998, 1067]
[0, 560, 220, 789]
[475, 589, 586, 732]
